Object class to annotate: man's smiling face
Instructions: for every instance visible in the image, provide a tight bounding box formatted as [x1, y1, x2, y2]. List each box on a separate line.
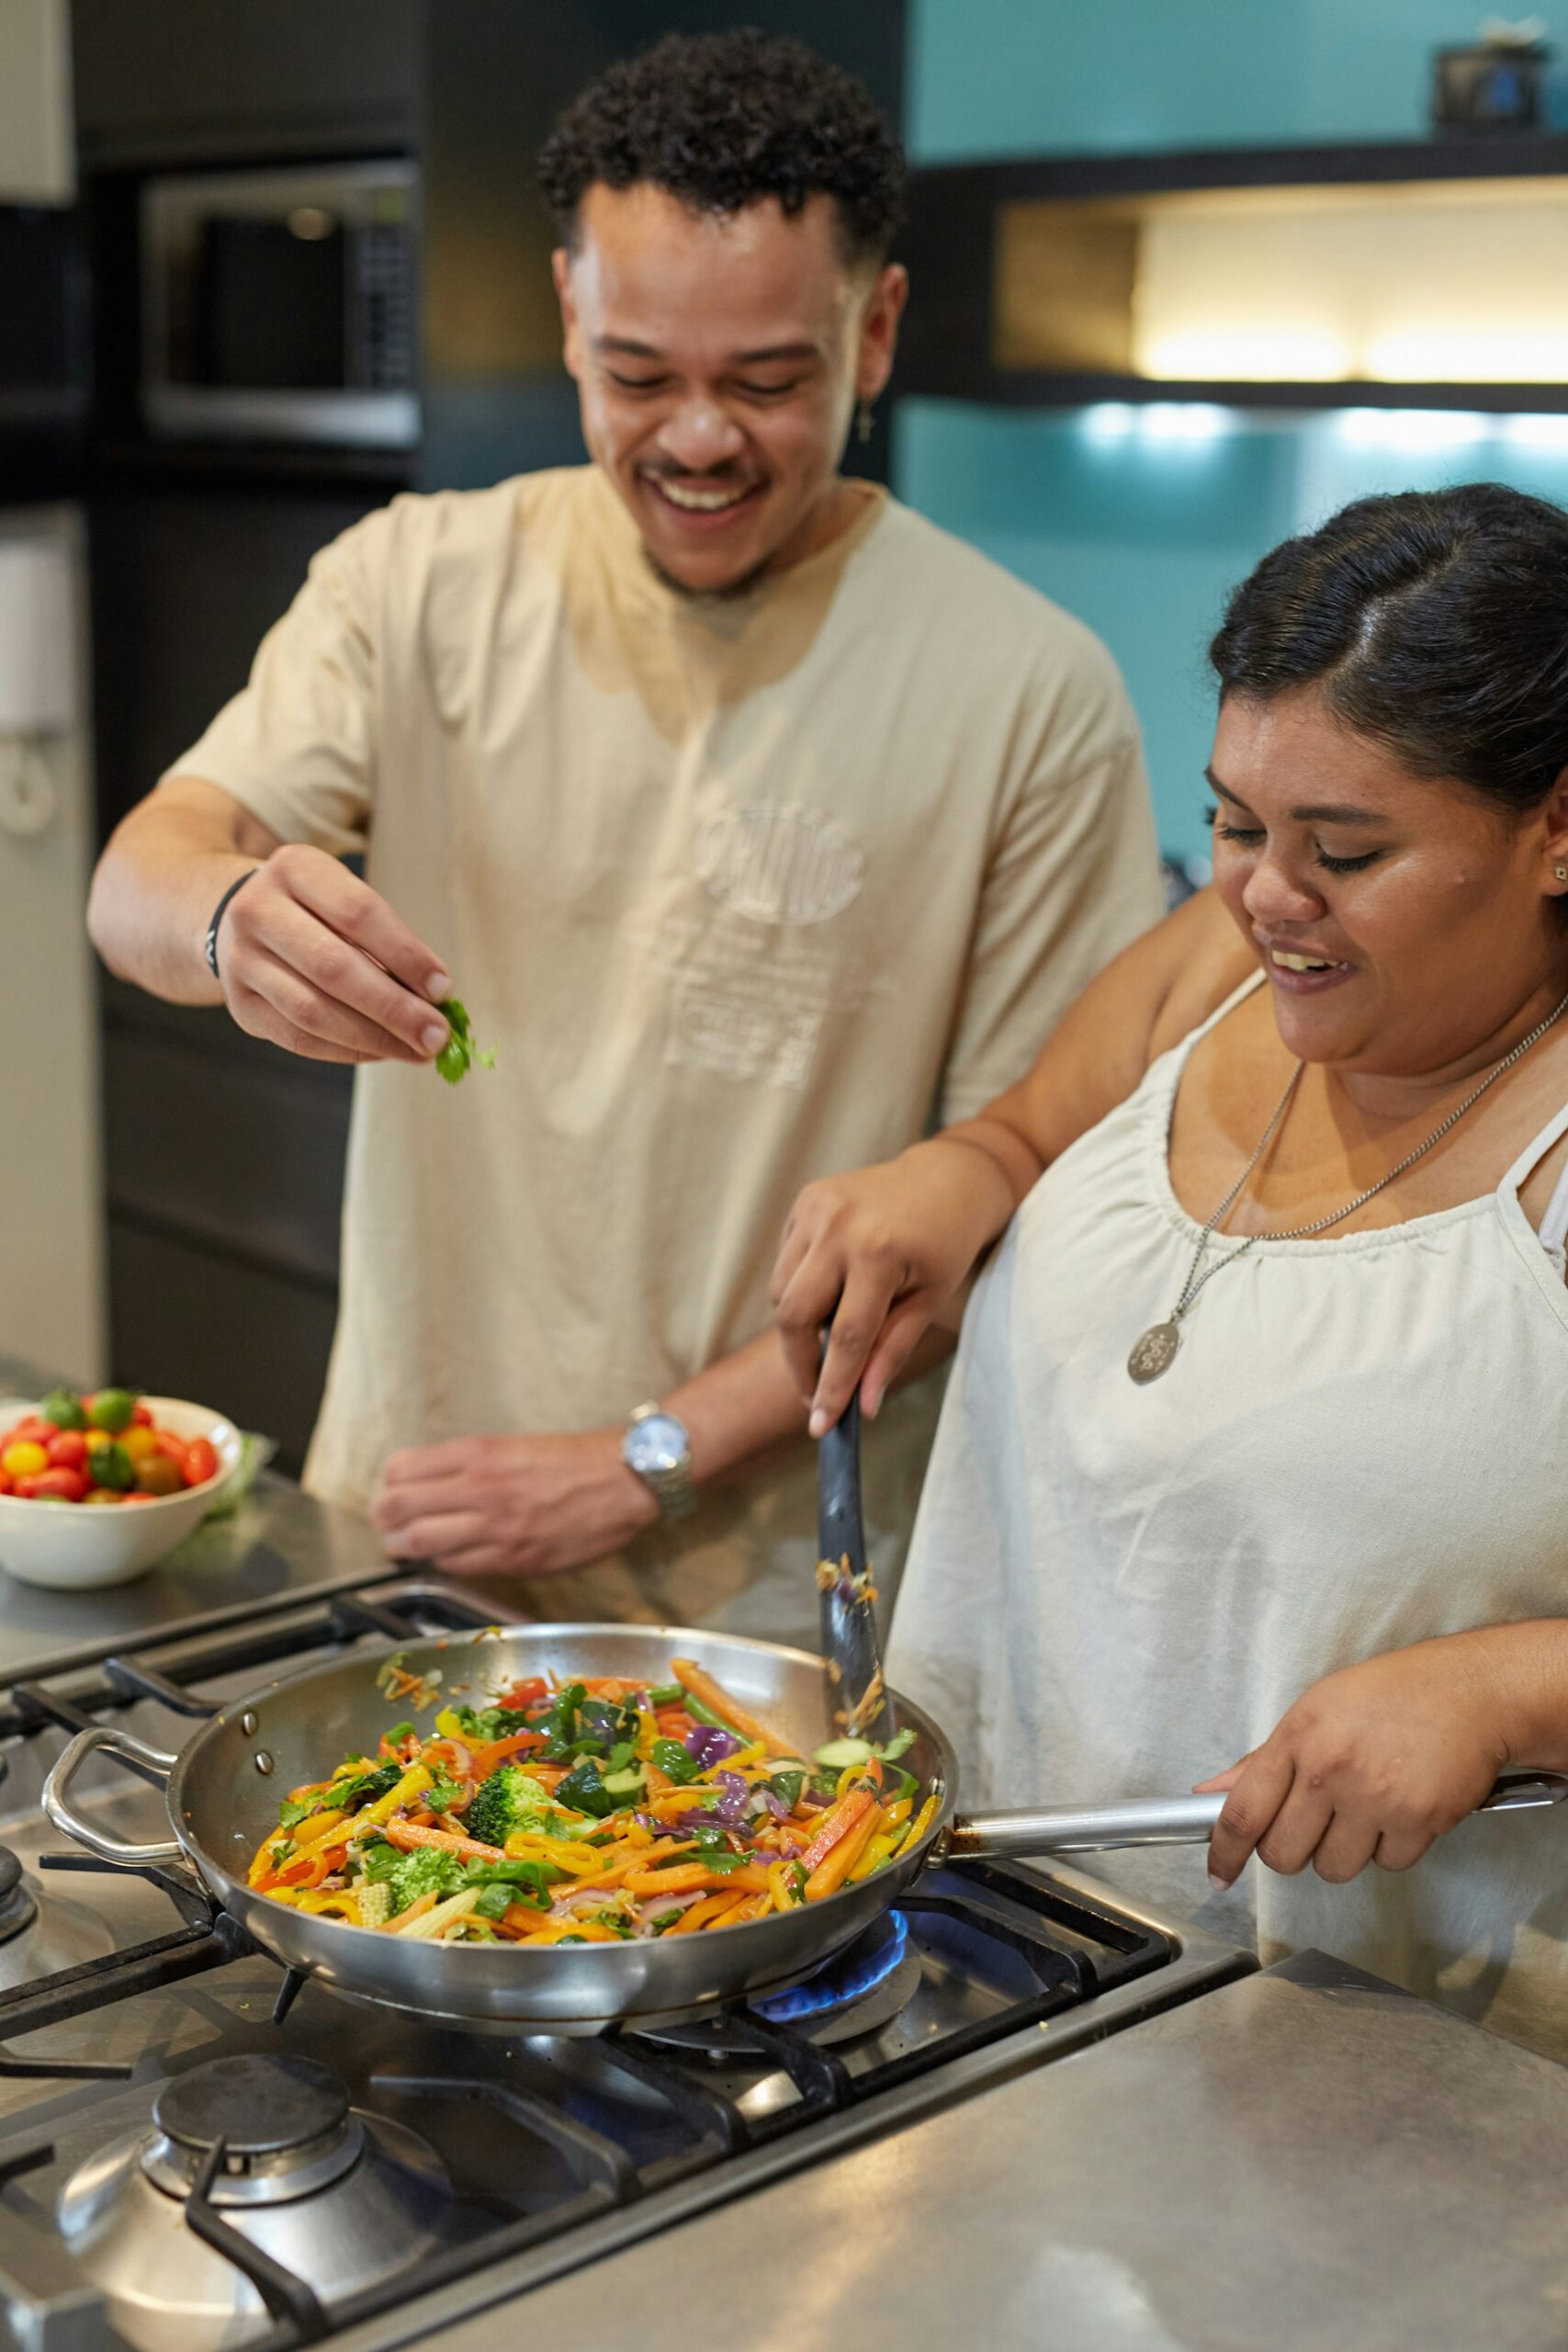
[555, 183, 905, 594]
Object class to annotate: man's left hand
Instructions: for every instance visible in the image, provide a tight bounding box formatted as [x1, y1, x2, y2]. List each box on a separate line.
[1197, 1635, 1510, 1891]
[369, 1430, 660, 1577]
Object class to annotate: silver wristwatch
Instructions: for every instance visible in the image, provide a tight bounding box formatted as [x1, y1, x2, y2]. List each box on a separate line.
[622, 1400, 696, 1521]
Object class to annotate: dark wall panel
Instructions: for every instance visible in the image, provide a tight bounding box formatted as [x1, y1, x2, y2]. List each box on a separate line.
[88, 484, 385, 841]
[107, 1219, 339, 1474]
[73, 0, 418, 167]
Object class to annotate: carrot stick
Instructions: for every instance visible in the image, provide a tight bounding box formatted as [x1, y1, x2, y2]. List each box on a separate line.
[805, 1804, 883, 1900]
[624, 1861, 724, 1897]
[669, 1660, 792, 1754]
[466, 1730, 546, 1777]
[798, 1788, 874, 1876]
[670, 1891, 748, 1934]
[382, 1817, 507, 1866]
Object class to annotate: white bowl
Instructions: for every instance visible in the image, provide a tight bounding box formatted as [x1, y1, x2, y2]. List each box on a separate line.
[0, 1396, 243, 1590]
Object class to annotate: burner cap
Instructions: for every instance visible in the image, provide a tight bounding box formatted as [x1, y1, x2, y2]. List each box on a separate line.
[0, 1845, 36, 1947]
[153, 2055, 350, 2160]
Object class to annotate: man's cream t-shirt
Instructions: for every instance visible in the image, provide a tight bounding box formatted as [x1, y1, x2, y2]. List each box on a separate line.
[169, 466, 1162, 1645]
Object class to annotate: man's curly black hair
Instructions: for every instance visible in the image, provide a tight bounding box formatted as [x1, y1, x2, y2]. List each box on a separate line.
[537, 29, 906, 268]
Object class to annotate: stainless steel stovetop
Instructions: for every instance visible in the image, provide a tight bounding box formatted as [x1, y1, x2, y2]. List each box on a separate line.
[0, 1580, 1249, 2352]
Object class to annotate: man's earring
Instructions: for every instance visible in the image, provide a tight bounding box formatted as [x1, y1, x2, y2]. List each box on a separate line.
[1555, 865, 1568, 883]
[855, 397, 875, 446]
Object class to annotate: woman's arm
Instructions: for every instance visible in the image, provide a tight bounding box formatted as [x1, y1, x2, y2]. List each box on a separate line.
[1201, 1619, 1568, 1889]
[772, 886, 1252, 1428]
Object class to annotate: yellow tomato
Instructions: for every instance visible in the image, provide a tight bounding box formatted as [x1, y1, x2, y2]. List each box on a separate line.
[85, 1428, 115, 1452]
[118, 1427, 157, 1461]
[1, 1442, 48, 1476]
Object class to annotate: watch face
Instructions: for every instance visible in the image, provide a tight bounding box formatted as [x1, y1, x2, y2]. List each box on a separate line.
[626, 1412, 687, 1476]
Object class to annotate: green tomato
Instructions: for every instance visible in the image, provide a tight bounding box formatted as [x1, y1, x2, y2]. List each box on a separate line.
[90, 1440, 136, 1491]
[87, 1388, 136, 1433]
[40, 1388, 86, 1430]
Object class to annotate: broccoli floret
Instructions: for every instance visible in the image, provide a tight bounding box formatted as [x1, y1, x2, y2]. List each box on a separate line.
[386, 1846, 464, 1915]
[467, 1765, 555, 1849]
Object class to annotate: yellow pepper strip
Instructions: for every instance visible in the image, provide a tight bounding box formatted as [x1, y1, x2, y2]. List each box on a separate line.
[513, 1918, 623, 1945]
[727, 1893, 772, 1924]
[884, 1796, 913, 1832]
[294, 1890, 362, 1924]
[699, 1739, 767, 1778]
[669, 1891, 748, 1935]
[363, 1762, 433, 1827]
[247, 1832, 284, 1886]
[502, 1830, 615, 1875]
[849, 1830, 901, 1883]
[293, 1806, 351, 1851]
[806, 1804, 884, 1900]
[891, 1792, 940, 1859]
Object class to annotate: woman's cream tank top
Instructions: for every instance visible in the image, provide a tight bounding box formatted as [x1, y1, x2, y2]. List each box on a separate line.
[888, 976, 1568, 2056]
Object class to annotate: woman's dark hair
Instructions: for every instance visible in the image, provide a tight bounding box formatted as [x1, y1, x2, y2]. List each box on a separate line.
[537, 29, 905, 269]
[1209, 483, 1568, 812]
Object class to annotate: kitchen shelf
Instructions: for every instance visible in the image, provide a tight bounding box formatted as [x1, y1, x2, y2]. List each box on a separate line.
[899, 133, 1568, 411]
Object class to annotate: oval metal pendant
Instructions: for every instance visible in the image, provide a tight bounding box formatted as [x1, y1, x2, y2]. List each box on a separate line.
[1128, 1321, 1180, 1384]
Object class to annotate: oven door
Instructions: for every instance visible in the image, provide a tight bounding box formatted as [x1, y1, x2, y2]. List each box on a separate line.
[140, 160, 420, 449]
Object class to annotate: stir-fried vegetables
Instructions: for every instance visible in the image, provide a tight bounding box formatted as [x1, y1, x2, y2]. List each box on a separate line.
[246, 1659, 935, 1944]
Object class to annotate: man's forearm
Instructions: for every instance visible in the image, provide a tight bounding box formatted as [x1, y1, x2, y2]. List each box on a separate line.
[87, 779, 276, 1004]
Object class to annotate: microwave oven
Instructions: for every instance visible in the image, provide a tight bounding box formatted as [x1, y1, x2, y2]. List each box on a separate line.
[140, 159, 419, 448]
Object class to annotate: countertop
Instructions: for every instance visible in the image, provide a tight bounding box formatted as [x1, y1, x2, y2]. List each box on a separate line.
[430, 1951, 1568, 2352]
[0, 1351, 395, 1677]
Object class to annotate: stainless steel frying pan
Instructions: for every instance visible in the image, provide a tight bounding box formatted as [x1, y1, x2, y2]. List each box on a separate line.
[41, 1622, 1568, 2033]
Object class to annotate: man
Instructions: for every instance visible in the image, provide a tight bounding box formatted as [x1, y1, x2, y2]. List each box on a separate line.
[87, 31, 1162, 1645]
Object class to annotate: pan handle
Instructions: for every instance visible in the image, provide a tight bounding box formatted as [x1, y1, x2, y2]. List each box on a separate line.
[41, 1724, 184, 1869]
[945, 1770, 1568, 1859]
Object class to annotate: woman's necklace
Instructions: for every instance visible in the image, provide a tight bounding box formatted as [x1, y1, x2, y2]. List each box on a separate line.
[1127, 986, 1568, 1385]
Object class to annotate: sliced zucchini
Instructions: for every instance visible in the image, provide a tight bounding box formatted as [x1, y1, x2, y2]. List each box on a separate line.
[602, 1763, 647, 1801]
[813, 1736, 875, 1771]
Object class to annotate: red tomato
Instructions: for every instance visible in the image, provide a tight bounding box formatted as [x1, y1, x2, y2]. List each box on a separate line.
[121, 1491, 157, 1505]
[183, 1437, 220, 1487]
[46, 1430, 88, 1469]
[12, 1476, 42, 1499]
[130, 1400, 153, 1426]
[0, 1469, 11, 1496]
[3, 1416, 52, 1450]
[154, 1430, 190, 1470]
[499, 1676, 548, 1709]
[29, 1466, 87, 1504]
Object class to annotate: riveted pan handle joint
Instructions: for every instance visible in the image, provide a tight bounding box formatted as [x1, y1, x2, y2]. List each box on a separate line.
[42, 1724, 183, 1868]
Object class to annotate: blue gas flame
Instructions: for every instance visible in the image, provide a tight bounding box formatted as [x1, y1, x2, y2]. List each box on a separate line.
[751, 1911, 910, 2024]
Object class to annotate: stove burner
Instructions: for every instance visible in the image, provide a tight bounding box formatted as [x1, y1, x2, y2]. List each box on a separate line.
[753, 1910, 910, 2025]
[0, 1847, 36, 1946]
[144, 2057, 364, 2206]
[60, 2062, 462, 2352]
[156, 2055, 349, 2165]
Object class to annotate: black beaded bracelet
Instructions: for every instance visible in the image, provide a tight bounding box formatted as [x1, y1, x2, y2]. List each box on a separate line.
[204, 867, 261, 980]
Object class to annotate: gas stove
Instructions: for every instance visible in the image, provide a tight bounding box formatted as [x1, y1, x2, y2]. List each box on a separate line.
[0, 1580, 1249, 2352]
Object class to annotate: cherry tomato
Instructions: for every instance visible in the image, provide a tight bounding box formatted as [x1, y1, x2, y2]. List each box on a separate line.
[121, 1491, 157, 1505]
[2, 1417, 52, 1451]
[183, 1437, 220, 1487]
[12, 1476, 43, 1499]
[46, 1430, 88, 1469]
[153, 1430, 190, 1471]
[87, 1388, 136, 1433]
[135, 1454, 185, 1498]
[130, 1400, 153, 1427]
[119, 1427, 157, 1463]
[2, 1442, 50, 1478]
[0, 1469, 12, 1496]
[28, 1467, 87, 1504]
[83, 1488, 123, 1506]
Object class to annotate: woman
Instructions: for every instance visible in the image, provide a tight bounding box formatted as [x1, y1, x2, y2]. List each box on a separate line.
[773, 484, 1568, 2054]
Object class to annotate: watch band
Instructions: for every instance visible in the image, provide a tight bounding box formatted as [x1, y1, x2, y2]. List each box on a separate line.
[625, 1399, 697, 1521]
[204, 866, 261, 980]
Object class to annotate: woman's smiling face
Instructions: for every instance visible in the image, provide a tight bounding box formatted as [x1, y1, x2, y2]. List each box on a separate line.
[1210, 685, 1568, 1077]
